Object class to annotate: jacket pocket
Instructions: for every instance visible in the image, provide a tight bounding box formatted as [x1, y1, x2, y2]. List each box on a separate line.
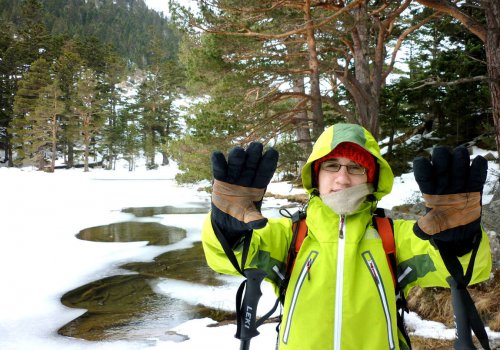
[362, 250, 396, 350]
[282, 250, 319, 344]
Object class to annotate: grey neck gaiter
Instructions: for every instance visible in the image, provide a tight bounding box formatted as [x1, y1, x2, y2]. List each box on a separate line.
[320, 183, 375, 215]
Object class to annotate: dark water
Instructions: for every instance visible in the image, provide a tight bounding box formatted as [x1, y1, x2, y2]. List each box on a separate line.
[76, 221, 187, 246]
[59, 205, 234, 342]
[121, 205, 210, 217]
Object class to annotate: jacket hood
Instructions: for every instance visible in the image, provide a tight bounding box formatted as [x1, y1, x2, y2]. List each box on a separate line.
[301, 123, 394, 200]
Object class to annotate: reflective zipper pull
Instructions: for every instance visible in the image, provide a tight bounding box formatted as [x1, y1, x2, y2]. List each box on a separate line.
[272, 265, 285, 281]
[339, 215, 345, 239]
[307, 258, 312, 281]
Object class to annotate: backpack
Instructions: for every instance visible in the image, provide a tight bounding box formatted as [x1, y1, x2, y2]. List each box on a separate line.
[278, 208, 411, 349]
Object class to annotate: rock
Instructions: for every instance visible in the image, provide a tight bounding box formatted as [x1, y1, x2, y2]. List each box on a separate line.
[483, 199, 500, 233]
[483, 152, 498, 161]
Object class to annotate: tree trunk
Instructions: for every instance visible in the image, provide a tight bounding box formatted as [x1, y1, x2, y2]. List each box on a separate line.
[485, 0, 500, 164]
[284, 36, 313, 158]
[304, 0, 324, 141]
[67, 143, 74, 169]
[83, 114, 90, 172]
[128, 157, 134, 172]
[160, 122, 170, 166]
[7, 134, 13, 167]
[350, 3, 381, 139]
[161, 151, 169, 166]
[50, 113, 57, 172]
[106, 146, 113, 170]
[292, 77, 313, 159]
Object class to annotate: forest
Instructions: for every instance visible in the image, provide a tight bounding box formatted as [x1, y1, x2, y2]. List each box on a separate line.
[0, 0, 499, 183]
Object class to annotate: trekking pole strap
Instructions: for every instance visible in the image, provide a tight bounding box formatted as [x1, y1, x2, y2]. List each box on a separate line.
[212, 217, 276, 346]
[436, 234, 491, 350]
[211, 217, 252, 275]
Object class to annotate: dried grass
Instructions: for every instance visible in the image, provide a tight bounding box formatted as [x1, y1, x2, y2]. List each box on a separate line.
[407, 269, 500, 331]
[409, 336, 454, 350]
[265, 192, 309, 204]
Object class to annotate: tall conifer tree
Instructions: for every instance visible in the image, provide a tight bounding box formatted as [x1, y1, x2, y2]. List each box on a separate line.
[73, 68, 104, 172]
[27, 79, 64, 171]
[11, 57, 52, 165]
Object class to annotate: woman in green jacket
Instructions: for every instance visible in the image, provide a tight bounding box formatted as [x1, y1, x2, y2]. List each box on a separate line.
[202, 123, 491, 350]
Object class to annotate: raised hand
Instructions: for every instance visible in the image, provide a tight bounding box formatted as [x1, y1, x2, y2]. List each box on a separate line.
[211, 142, 279, 239]
[413, 146, 487, 252]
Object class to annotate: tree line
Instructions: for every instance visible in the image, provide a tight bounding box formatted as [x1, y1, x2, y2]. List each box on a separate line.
[0, 0, 498, 183]
[0, 0, 184, 172]
[0, 0, 177, 67]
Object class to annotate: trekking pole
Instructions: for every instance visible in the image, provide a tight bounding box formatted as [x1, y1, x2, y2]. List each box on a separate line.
[450, 285, 476, 350]
[450, 283, 491, 350]
[235, 268, 267, 350]
[437, 238, 491, 350]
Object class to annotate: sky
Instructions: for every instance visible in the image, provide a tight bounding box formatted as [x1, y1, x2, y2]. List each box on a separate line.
[144, 0, 194, 17]
[0, 145, 499, 350]
[144, 0, 170, 16]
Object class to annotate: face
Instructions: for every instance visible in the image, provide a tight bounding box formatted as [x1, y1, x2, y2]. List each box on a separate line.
[317, 157, 368, 195]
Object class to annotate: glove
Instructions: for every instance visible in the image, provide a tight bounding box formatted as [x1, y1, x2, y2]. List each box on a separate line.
[211, 142, 279, 245]
[413, 146, 488, 255]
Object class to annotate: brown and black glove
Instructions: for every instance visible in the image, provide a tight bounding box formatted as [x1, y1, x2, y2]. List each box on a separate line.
[413, 145, 488, 256]
[211, 142, 279, 246]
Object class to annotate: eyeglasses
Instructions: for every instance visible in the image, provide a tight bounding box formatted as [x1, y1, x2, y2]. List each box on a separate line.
[320, 160, 367, 175]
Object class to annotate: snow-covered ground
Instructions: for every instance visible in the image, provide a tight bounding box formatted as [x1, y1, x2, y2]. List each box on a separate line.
[0, 149, 499, 350]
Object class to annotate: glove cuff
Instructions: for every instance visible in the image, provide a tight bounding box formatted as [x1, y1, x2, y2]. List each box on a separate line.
[212, 179, 266, 224]
[417, 192, 481, 235]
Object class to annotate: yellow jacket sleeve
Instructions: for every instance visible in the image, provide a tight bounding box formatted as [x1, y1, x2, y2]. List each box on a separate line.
[393, 219, 492, 296]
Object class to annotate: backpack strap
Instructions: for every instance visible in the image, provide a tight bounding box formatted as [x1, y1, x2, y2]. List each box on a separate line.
[279, 210, 307, 303]
[374, 215, 397, 288]
[290, 211, 308, 269]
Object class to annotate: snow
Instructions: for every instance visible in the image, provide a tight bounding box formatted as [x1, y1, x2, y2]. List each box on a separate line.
[0, 153, 499, 350]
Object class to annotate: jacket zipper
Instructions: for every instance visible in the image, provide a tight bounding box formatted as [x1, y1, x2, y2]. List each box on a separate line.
[334, 215, 346, 350]
[362, 251, 396, 350]
[282, 250, 318, 344]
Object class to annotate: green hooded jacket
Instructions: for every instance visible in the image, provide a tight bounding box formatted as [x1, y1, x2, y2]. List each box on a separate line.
[202, 123, 492, 350]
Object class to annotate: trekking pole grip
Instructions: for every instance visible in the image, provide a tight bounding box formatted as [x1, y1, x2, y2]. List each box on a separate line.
[239, 269, 267, 340]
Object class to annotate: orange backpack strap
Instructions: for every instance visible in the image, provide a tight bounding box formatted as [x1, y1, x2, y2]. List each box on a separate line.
[287, 211, 308, 271]
[293, 218, 308, 257]
[279, 210, 307, 303]
[374, 215, 397, 288]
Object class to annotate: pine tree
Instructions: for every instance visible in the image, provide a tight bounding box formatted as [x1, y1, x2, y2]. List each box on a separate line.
[119, 106, 141, 172]
[0, 19, 17, 164]
[11, 57, 52, 165]
[135, 33, 184, 169]
[99, 51, 127, 170]
[53, 40, 84, 168]
[26, 78, 64, 171]
[2, 0, 55, 166]
[73, 68, 104, 172]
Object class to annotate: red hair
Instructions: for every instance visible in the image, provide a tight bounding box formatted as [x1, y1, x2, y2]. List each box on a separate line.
[314, 142, 377, 183]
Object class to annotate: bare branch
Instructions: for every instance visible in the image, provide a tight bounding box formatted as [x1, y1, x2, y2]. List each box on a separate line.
[382, 0, 412, 26]
[406, 75, 489, 90]
[200, 0, 364, 40]
[323, 93, 356, 123]
[383, 11, 442, 81]
[415, 0, 486, 41]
